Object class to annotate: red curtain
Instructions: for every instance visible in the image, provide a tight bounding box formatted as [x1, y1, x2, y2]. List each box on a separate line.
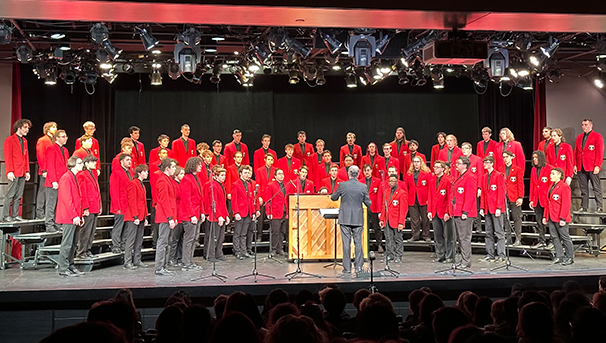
[533, 78, 546, 150]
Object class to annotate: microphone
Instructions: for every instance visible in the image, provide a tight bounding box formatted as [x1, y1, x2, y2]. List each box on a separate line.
[255, 184, 259, 192]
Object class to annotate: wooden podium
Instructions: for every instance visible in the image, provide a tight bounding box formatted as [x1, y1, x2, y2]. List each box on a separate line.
[287, 194, 368, 261]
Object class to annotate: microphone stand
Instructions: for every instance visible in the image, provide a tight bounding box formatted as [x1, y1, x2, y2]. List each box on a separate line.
[435, 172, 472, 275]
[379, 170, 400, 277]
[258, 184, 286, 264]
[192, 176, 227, 282]
[491, 195, 528, 272]
[236, 183, 275, 282]
[285, 174, 323, 280]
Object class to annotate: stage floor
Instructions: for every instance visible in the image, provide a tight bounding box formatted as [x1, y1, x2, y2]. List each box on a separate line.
[1, 250, 605, 310]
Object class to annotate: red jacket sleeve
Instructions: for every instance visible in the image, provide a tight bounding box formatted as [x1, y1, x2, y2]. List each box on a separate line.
[559, 184, 572, 221]
[127, 180, 140, 219]
[462, 176, 476, 215]
[77, 172, 90, 211]
[496, 172, 505, 211]
[398, 189, 409, 224]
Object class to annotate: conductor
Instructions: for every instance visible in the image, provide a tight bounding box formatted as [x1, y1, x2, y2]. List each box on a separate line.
[331, 165, 372, 276]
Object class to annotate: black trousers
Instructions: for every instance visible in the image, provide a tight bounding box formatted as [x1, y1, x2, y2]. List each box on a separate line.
[367, 211, 382, 249]
[504, 201, 523, 242]
[578, 168, 603, 209]
[2, 176, 25, 219]
[409, 203, 430, 239]
[533, 204, 547, 244]
[270, 217, 288, 254]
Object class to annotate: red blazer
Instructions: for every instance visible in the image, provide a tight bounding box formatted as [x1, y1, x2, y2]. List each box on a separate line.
[225, 141, 250, 166]
[287, 179, 315, 195]
[467, 154, 484, 190]
[293, 142, 314, 162]
[321, 177, 342, 194]
[77, 169, 101, 214]
[231, 179, 257, 217]
[180, 173, 204, 221]
[480, 170, 505, 214]
[375, 156, 400, 179]
[75, 137, 100, 169]
[390, 141, 410, 176]
[359, 176, 381, 213]
[56, 171, 82, 224]
[199, 163, 212, 185]
[264, 180, 288, 219]
[171, 137, 197, 167]
[476, 139, 498, 159]
[276, 156, 301, 182]
[340, 144, 363, 167]
[111, 153, 134, 176]
[253, 148, 277, 174]
[529, 164, 553, 208]
[406, 170, 432, 206]
[450, 171, 477, 217]
[203, 179, 228, 222]
[361, 154, 383, 179]
[498, 164, 524, 202]
[3, 133, 29, 177]
[430, 144, 444, 169]
[210, 153, 227, 168]
[495, 140, 525, 174]
[546, 142, 574, 179]
[337, 167, 352, 182]
[130, 140, 146, 167]
[149, 146, 173, 167]
[150, 170, 161, 206]
[315, 162, 336, 186]
[427, 174, 452, 219]
[125, 178, 148, 222]
[575, 130, 605, 172]
[379, 186, 408, 228]
[256, 165, 276, 196]
[537, 139, 553, 153]
[110, 166, 131, 214]
[438, 147, 463, 176]
[36, 135, 53, 175]
[225, 164, 241, 196]
[154, 172, 178, 223]
[73, 148, 101, 171]
[402, 152, 427, 175]
[45, 143, 69, 187]
[544, 181, 572, 223]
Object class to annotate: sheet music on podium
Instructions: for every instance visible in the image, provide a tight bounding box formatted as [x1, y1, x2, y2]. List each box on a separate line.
[319, 208, 339, 219]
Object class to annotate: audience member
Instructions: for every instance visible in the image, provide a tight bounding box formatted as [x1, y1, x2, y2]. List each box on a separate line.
[593, 291, 606, 314]
[432, 307, 472, 343]
[472, 296, 493, 328]
[208, 311, 262, 343]
[181, 304, 212, 343]
[570, 307, 606, 343]
[266, 314, 328, 343]
[155, 305, 183, 343]
[268, 302, 300, 328]
[517, 302, 557, 343]
[39, 321, 127, 343]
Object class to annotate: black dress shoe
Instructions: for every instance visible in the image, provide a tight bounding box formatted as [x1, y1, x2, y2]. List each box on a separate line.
[561, 258, 574, 266]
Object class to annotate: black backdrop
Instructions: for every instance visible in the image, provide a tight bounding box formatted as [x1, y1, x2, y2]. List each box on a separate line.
[20, 64, 535, 169]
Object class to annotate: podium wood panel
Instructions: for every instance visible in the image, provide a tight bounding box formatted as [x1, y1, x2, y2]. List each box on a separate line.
[288, 195, 368, 261]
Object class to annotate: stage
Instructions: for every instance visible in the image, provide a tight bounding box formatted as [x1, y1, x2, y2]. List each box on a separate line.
[1, 250, 604, 311]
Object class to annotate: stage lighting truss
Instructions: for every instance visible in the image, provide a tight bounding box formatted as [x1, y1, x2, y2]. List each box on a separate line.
[168, 61, 180, 80]
[234, 65, 254, 87]
[284, 35, 311, 59]
[540, 36, 559, 59]
[62, 68, 76, 85]
[397, 68, 410, 85]
[516, 76, 533, 90]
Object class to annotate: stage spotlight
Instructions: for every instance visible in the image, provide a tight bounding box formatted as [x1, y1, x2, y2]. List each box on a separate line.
[529, 54, 541, 67]
[517, 77, 533, 90]
[16, 45, 33, 63]
[96, 49, 109, 62]
[168, 61, 181, 80]
[44, 69, 57, 85]
[325, 52, 339, 66]
[63, 69, 76, 85]
[346, 72, 357, 88]
[253, 41, 272, 66]
[179, 27, 202, 46]
[285, 35, 311, 58]
[137, 27, 159, 51]
[102, 40, 122, 60]
[431, 69, 444, 89]
[83, 71, 98, 85]
[485, 47, 509, 77]
[0, 24, 13, 44]
[514, 33, 532, 51]
[320, 30, 342, 55]
[596, 38, 606, 60]
[234, 66, 254, 86]
[288, 67, 300, 84]
[595, 73, 605, 89]
[316, 68, 326, 85]
[210, 63, 222, 84]
[32, 63, 44, 78]
[178, 47, 197, 73]
[248, 64, 260, 72]
[122, 63, 135, 75]
[102, 70, 117, 84]
[58, 44, 71, 51]
[50, 33, 65, 40]
[303, 64, 318, 81]
[517, 69, 530, 77]
[375, 32, 392, 55]
[379, 60, 393, 75]
[150, 69, 162, 85]
[268, 29, 286, 51]
[398, 69, 409, 85]
[192, 66, 205, 83]
[541, 37, 559, 58]
[348, 34, 376, 67]
[90, 23, 109, 44]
